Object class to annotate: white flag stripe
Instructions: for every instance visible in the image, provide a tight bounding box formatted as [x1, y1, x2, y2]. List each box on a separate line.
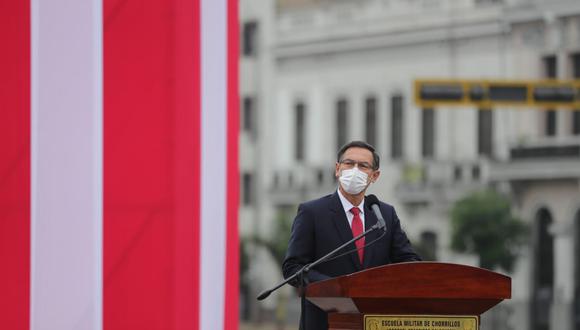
[30, 0, 103, 329]
[200, 0, 228, 329]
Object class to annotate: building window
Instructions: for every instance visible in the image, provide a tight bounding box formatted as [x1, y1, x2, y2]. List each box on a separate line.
[317, 169, 325, 185]
[573, 112, 580, 135]
[546, 111, 557, 136]
[532, 208, 554, 330]
[419, 231, 438, 261]
[242, 173, 253, 206]
[544, 55, 556, 78]
[422, 108, 435, 158]
[391, 95, 404, 159]
[336, 98, 348, 150]
[572, 53, 580, 78]
[478, 109, 493, 157]
[472, 165, 481, 181]
[242, 96, 254, 134]
[365, 97, 377, 147]
[295, 102, 305, 161]
[544, 55, 557, 136]
[242, 21, 258, 57]
[453, 165, 462, 182]
[574, 209, 580, 330]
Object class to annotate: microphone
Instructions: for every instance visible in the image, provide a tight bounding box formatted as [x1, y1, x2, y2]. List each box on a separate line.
[367, 194, 387, 232]
[257, 289, 273, 301]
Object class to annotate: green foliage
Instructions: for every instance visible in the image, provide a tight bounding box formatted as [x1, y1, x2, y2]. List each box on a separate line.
[240, 238, 250, 279]
[252, 210, 294, 267]
[450, 190, 528, 272]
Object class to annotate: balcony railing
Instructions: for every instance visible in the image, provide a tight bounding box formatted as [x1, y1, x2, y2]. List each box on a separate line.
[394, 161, 490, 205]
[490, 137, 580, 182]
[269, 165, 337, 205]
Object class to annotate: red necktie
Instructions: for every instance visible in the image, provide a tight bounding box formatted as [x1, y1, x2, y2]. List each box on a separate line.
[350, 207, 364, 264]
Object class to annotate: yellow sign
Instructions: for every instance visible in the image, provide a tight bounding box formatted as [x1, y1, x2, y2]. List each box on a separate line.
[414, 79, 580, 109]
[364, 315, 478, 330]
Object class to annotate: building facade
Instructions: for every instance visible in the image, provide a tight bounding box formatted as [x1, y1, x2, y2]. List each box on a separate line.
[240, 0, 580, 328]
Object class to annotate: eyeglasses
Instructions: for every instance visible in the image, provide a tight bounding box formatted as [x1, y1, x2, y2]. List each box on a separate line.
[339, 159, 374, 171]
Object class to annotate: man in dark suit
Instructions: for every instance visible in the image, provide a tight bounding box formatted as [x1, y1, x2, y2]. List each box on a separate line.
[282, 141, 421, 329]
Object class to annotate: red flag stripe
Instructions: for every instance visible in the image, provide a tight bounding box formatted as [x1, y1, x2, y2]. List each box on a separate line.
[103, 0, 201, 328]
[173, 0, 201, 328]
[225, 0, 240, 328]
[0, 2, 30, 329]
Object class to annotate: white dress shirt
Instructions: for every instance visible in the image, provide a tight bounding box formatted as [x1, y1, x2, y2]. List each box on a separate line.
[337, 189, 365, 232]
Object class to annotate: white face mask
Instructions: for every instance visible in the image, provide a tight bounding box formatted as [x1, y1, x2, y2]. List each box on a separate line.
[339, 167, 369, 195]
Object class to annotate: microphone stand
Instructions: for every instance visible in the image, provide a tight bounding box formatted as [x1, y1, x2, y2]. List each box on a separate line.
[256, 221, 385, 329]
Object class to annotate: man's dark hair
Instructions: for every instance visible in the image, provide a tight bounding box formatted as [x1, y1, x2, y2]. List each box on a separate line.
[337, 141, 380, 170]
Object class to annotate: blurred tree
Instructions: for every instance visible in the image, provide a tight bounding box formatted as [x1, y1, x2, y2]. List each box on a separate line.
[253, 210, 294, 267]
[451, 190, 528, 272]
[251, 209, 295, 329]
[240, 238, 251, 320]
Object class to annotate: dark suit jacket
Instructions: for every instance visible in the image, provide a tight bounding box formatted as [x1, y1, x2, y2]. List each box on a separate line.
[282, 192, 421, 330]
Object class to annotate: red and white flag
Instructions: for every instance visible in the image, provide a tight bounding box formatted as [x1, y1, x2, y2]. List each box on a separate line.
[1, 0, 239, 329]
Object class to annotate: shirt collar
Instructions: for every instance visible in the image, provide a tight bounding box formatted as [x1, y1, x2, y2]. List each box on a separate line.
[337, 188, 365, 215]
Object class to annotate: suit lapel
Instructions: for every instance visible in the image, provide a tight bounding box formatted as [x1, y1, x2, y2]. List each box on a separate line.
[329, 192, 361, 271]
[362, 200, 379, 269]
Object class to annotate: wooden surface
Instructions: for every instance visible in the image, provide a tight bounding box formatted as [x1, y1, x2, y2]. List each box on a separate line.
[306, 262, 511, 316]
[328, 313, 363, 330]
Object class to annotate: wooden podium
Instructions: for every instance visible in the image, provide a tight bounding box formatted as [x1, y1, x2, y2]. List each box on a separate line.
[305, 262, 511, 330]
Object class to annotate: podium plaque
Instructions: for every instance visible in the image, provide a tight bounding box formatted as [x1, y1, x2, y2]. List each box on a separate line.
[364, 315, 478, 330]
